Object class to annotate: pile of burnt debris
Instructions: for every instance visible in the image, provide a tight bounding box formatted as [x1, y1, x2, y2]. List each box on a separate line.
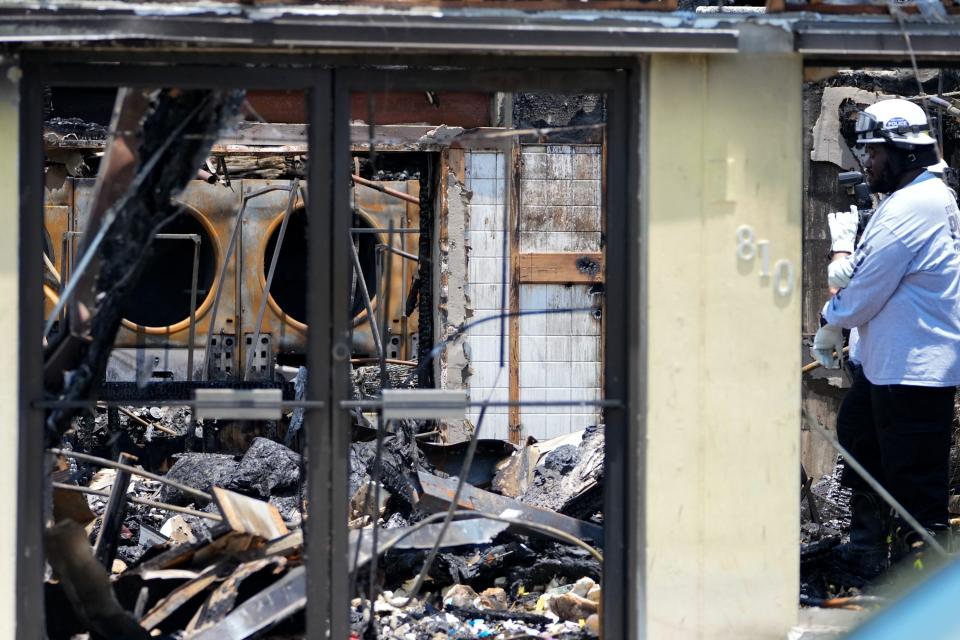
[46, 371, 606, 640]
[800, 407, 960, 610]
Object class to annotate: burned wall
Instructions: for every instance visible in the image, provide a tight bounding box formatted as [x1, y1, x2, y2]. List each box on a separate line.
[436, 155, 473, 443]
[802, 68, 960, 335]
[455, 145, 604, 443]
[513, 93, 605, 142]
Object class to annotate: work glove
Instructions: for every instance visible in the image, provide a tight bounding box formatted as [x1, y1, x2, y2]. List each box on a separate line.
[810, 324, 844, 369]
[828, 254, 855, 289]
[828, 206, 859, 254]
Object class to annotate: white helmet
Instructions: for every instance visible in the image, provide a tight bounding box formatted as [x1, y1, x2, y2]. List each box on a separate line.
[855, 98, 937, 149]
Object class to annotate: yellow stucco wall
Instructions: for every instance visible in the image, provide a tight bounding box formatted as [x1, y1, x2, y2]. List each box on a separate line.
[643, 53, 802, 639]
[0, 65, 19, 640]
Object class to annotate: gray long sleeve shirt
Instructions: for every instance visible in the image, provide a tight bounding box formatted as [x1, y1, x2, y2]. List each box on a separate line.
[823, 171, 960, 386]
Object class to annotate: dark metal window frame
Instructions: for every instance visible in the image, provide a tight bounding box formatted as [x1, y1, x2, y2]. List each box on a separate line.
[17, 55, 643, 640]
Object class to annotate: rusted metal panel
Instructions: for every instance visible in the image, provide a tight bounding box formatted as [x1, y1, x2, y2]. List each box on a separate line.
[51, 177, 419, 378]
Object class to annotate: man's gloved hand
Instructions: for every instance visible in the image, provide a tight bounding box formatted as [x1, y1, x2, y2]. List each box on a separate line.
[828, 206, 859, 254]
[811, 324, 844, 369]
[828, 254, 855, 289]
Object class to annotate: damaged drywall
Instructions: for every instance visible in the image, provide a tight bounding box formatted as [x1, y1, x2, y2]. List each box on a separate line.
[810, 86, 880, 170]
[436, 165, 473, 444]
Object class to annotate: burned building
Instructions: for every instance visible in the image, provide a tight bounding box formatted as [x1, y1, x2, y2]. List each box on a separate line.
[0, 1, 957, 640]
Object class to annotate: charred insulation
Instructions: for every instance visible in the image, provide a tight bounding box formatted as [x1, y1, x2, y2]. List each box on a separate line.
[513, 93, 605, 143]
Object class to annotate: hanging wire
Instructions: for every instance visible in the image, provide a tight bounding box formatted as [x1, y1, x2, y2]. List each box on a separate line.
[891, 5, 946, 158]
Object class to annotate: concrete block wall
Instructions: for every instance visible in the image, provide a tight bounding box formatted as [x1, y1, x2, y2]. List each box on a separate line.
[462, 146, 603, 441]
[518, 284, 601, 438]
[518, 144, 602, 252]
[518, 144, 603, 439]
[463, 150, 511, 440]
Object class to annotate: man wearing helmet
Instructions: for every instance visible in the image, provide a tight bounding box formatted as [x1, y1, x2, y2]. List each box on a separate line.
[811, 98, 960, 581]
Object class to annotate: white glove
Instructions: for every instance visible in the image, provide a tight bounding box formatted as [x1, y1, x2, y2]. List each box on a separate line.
[810, 324, 844, 369]
[827, 254, 855, 289]
[828, 206, 859, 254]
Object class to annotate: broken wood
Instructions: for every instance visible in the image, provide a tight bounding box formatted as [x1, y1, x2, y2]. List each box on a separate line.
[187, 557, 287, 634]
[416, 471, 604, 545]
[125, 531, 252, 580]
[190, 565, 306, 640]
[93, 452, 136, 569]
[517, 252, 604, 284]
[213, 487, 288, 540]
[139, 562, 228, 631]
[444, 604, 552, 627]
[491, 439, 539, 498]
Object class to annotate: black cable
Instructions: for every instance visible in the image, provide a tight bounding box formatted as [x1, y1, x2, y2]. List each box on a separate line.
[414, 306, 594, 379]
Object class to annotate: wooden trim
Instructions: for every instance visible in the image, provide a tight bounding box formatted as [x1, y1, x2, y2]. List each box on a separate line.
[508, 144, 522, 445]
[517, 252, 605, 284]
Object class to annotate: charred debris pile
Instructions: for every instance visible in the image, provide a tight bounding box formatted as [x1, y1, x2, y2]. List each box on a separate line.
[49, 392, 606, 640]
[42, 90, 607, 640]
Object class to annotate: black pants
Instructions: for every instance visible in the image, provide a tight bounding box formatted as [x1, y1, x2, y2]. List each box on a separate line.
[837, 366, 955, 529]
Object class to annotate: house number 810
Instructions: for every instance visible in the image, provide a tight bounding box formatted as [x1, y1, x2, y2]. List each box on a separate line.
[736, 225, 794, 297]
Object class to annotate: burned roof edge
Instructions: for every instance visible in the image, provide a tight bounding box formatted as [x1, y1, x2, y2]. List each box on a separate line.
[0, 2, 958, 58]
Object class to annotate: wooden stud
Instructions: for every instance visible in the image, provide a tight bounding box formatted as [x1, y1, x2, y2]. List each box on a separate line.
[508, 144, 522, 445]
[517, 252, 605, 284]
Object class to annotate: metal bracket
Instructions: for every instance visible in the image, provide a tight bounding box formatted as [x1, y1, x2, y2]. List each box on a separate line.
[381, 389, 467, 420]
[194, 388, 283, 421]
[244, 332, 274, 381]
[208, 333, 236, 380]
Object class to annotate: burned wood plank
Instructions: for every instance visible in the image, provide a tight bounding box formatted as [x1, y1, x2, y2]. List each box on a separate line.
[187, 557, 288, 634]
[416, 471, 604, 545]
[517, 252, 604, 284]
[127, 531, 248, 577]
[189, 565, 306, 640]
[444, 604, 552, 626]
[213, 487, 288, 541]
[93, 451, 136, 569]
[509, 143, 522, 444]
[263, 529, 303, 558]
[139, 562, 229, 631]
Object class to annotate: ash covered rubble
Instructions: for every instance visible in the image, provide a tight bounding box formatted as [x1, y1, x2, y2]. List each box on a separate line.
[799, 397, 960, 606]
[47, 369, 607, 639]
